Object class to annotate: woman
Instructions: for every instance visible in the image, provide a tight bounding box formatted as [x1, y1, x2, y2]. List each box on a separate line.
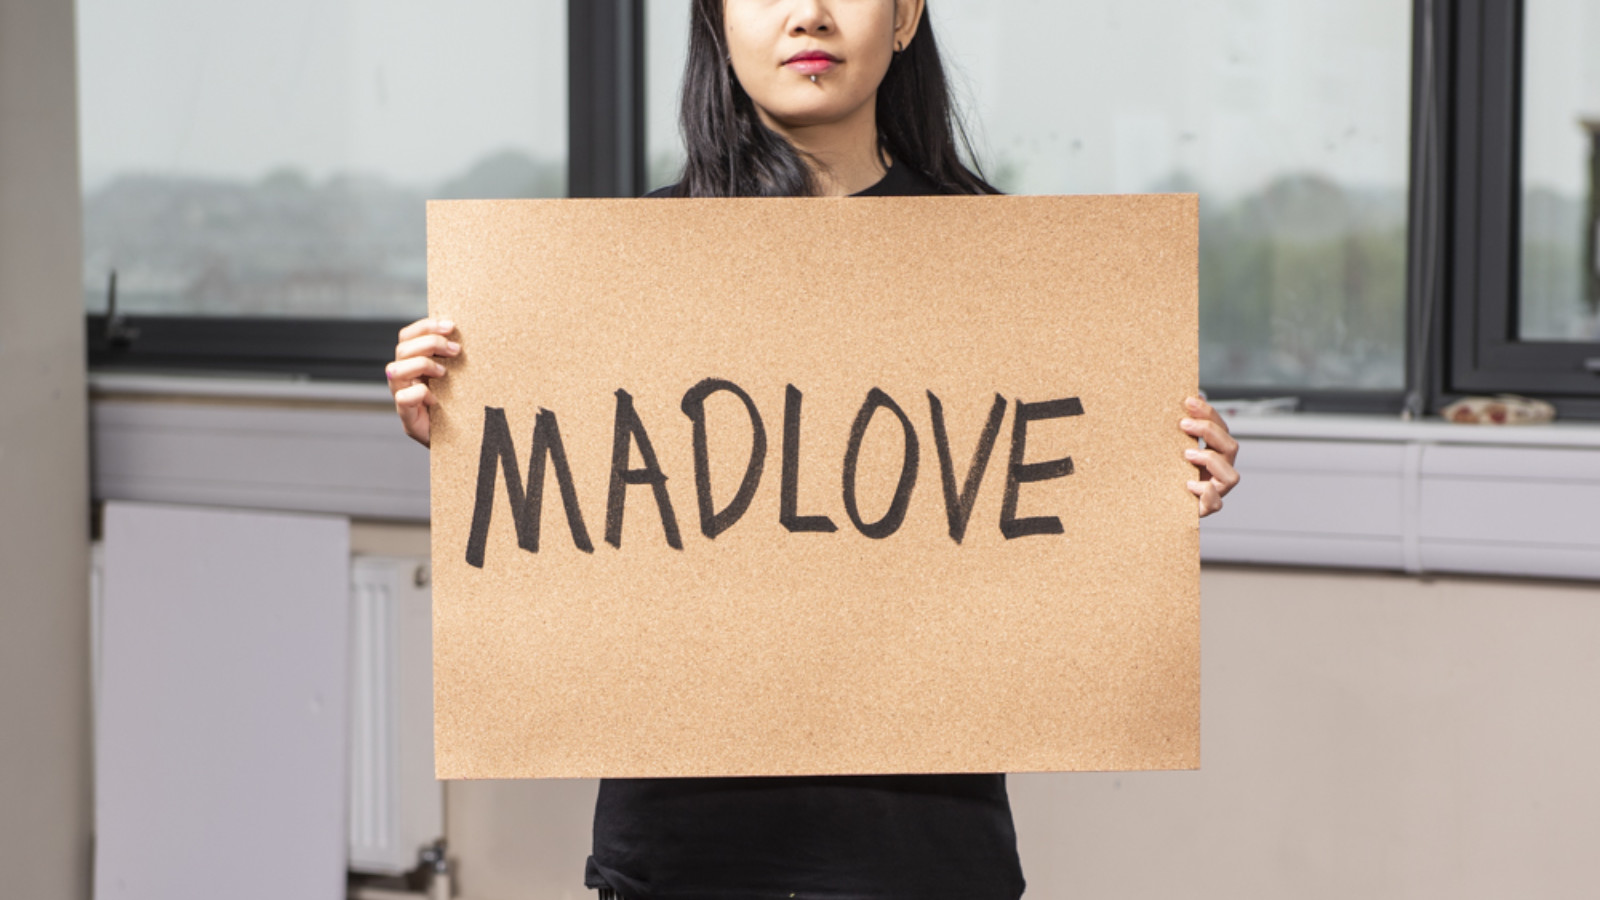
[389, 1, 1240, 897]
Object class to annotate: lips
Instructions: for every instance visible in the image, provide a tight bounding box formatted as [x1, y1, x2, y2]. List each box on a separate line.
[783, 50, 840, 76]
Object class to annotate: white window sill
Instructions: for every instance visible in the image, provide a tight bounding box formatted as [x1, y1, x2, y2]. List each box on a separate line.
[88, 375, 1600, 581]
[1226, 411, 1600, 449]
[90, 371, 394, 404]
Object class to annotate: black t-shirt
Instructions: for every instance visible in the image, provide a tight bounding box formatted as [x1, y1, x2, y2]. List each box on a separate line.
[584, 162, 1026, 900]
[643, 158, 938, 199]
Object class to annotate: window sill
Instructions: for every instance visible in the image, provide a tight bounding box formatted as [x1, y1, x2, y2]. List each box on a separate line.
[1225, 411, 1600, 448]
[87, 375, 1600, 581]
[90, 371, 394, 405]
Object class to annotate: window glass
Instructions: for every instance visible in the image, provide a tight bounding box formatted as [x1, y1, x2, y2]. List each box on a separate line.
[648, 0, 692, 191]
[1519, 0, 1600, 342]
[935, 0, 1412, 390]
[647, 0, 1412, 390]
[78, 0, 567, 318]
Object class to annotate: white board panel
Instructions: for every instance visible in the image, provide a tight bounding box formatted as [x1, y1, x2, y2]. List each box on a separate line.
[1420, 480, 1600, 546]
[1424, 444, 1600, 481]
[96, 502, 350, 900]
[1419, 540, 1600, 581]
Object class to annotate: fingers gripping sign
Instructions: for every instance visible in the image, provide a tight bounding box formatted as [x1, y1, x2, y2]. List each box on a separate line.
[389, 317, 460, 447]
[1178, 395, 1239, 517]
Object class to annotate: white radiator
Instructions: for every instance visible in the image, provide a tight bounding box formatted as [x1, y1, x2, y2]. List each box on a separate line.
[348, 555, 443, 875]
[90, 548, 442, 877]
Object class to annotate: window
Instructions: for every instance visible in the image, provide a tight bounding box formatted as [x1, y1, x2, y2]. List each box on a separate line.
[79, 0, 567, 320]
[82, 0, 1600, 419]
[646, 0, 1413, 400]
[1446, 0, 1600, 414]
[930, 0, 1413, 397]
[79, 0, 566, 376]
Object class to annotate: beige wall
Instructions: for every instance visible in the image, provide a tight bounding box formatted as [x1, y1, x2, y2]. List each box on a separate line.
[0, 0, 91, 897]
[445, 565, 1600, 900]
[1012, 566, 1600, 899]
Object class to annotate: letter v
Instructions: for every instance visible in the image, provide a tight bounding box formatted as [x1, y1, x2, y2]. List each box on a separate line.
[927, 392, 1007, 544]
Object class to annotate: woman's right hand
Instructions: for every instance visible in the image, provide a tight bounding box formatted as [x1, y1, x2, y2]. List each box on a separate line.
[388, 317, 459, 447]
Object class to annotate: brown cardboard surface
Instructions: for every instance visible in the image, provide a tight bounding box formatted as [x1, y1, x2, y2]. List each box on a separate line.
[427, 194, 1199, 779]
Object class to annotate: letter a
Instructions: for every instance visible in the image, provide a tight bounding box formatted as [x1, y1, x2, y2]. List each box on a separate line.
[605, 389, 684, 550]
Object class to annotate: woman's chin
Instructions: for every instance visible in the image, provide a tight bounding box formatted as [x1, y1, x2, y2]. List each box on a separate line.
[761, 99, 866, 131]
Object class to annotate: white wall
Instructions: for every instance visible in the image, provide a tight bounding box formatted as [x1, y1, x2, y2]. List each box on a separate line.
[0, 0, 92, 896]
[443, 565, 1600, 900]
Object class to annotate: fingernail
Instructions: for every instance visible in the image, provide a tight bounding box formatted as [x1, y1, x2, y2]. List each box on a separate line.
[447, 341, 461, 353]
[1184, 449, 1202, 460]
[1180, 418, 1195, 428]
[1187, 480, 1203, 491]
[439, 319, 455, 331]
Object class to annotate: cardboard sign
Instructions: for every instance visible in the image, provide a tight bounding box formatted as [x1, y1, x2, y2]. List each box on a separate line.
[427, 194, 1199, 779]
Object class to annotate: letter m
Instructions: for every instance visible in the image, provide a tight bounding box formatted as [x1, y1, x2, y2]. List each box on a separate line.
[465, 406, 594, 568]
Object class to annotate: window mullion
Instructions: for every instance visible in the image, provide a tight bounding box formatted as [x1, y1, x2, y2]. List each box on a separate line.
[569, 0, 647, 198]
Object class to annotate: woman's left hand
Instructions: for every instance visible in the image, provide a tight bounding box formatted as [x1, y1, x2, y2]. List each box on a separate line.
[1179, 396, 1239, 517]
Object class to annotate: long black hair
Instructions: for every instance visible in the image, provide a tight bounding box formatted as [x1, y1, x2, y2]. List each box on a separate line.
[671, 0, 998, 198]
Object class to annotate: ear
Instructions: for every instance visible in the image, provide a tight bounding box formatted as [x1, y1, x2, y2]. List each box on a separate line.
[893, 0, 925, 50]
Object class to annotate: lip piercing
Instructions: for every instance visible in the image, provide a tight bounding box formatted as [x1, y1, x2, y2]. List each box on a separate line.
[810, 74, 818, 83]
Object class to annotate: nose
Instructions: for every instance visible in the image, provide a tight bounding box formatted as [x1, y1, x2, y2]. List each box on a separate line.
[787, 0, 833, 36]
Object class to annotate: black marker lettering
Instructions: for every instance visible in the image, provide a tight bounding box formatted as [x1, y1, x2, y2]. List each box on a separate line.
[841, 388, 920, 540]
[1000, 397, 1084, 539]
[604, 389, 683, 550]
[780, 384, 838, 533]
[680, 378, 767, 539]
[465, 406, 594, 568]
[928, 391, 1008, 544]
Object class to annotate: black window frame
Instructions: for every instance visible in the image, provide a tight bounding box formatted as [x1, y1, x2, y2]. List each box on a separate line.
[84, 0, 1600, 420]
[1442, 0, 1600, 417]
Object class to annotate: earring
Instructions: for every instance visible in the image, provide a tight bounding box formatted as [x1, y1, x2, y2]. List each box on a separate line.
[895, 40, 904, 53]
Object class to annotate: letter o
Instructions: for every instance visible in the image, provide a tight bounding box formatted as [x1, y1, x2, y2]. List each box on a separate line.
[841, 388, 920, 539]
